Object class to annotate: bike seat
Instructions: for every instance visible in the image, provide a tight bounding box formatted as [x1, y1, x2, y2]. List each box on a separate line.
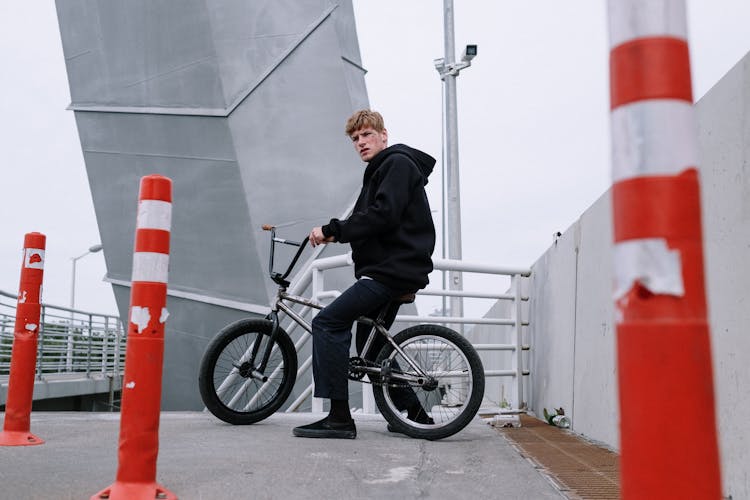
[395, 292, 416, 304]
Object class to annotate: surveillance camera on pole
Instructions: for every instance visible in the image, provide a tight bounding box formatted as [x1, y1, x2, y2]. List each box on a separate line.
[434, 45, 478, 79]
[461, 44, 477, 63]
[434, 0, 477, 325]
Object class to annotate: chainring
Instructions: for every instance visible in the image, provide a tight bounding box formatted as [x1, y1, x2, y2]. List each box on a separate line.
[347, 356, 368, 381]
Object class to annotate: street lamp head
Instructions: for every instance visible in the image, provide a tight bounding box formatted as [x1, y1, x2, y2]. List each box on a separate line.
[461, 44, 478, 63]
[88, 244, 103, 253]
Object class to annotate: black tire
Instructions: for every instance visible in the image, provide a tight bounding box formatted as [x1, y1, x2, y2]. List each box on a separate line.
[373, 324, 485, 440]
[198, 318, 297, 425]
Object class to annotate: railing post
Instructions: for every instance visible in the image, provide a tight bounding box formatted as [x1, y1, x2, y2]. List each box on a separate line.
[509, 274, 523, 411]
[86, 314, 93, 376]
[361, 379, 377, 414]
[102, 316, 109, 375]
[36, 305, 45, 380]
[114, 319, 122, 380]
[66, 315, 74, 372]
[310, 268, 324, 413]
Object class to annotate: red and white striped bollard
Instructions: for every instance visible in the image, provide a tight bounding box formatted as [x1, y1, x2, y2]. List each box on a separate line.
[0, 232, 47, 446]
[608, 1, 722, 497]
[92, 175, 176, 500]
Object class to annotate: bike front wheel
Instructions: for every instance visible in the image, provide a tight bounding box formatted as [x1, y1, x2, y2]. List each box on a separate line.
[373, 324, 485, 440]
[198, 318, 297, 425]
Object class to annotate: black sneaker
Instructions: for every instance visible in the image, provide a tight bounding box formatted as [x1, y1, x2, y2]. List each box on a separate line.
[293, 416, 357, 439]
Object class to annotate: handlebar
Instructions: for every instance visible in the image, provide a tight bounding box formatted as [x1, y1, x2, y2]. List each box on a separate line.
[262, 224, 310, 287]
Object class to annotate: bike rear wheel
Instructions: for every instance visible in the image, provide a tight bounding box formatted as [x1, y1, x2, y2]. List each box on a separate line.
[198, 318, 297, 424]
[373, 324, 485, 440]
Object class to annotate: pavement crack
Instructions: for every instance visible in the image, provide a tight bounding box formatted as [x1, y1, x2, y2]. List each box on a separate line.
[414, 441, 437, 498]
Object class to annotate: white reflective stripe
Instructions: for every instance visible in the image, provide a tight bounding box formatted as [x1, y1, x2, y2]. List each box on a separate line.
[611, 99, 697, 183]
[137, 200, 172, 231]
[608, 0, 687, 48]
[613, 238, 684, 300]
[132, 252, 169, 283]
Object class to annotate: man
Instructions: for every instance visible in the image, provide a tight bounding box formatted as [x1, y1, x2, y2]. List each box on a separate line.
[293, 110, 436, 439]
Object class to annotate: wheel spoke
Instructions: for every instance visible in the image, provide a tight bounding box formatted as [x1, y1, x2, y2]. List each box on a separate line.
[215, 332, 263, 397]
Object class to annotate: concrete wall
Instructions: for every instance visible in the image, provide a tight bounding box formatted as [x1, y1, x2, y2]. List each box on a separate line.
[0, 373, 121, 407]
[55, 1, 368, 410]
[527, 193, 618, 448]
[697, 53, 750, 499]
[524, 51, 750, 498]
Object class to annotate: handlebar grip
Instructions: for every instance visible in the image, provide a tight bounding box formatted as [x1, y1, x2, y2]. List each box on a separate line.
[261, 224, 274, 231]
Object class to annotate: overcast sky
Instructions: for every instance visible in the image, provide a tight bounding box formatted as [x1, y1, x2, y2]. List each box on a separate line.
[2, 1, 750, 317]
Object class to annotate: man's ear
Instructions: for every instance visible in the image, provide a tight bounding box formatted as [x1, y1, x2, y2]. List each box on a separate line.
[382, 128, 388, 144]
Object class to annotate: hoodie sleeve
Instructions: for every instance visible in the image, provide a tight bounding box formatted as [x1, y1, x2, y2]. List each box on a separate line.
[323, 155, 424, 243]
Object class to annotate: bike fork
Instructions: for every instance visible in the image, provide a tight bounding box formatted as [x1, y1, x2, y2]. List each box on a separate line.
[244, 310, 282, 381]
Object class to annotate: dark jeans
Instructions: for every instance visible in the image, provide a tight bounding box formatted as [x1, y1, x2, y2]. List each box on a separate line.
[312, 278, 395, 400]
[311, 279, 419, 414]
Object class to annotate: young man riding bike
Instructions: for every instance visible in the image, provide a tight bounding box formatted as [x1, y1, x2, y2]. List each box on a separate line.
[293, 110, 437, 439]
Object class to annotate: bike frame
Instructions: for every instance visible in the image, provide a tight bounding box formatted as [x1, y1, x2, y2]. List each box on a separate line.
[253, 226, 432, 386]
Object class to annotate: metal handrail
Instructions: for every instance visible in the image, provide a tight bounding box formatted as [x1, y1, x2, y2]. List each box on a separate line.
[0, 290, 125, 382]
[287, 252, 532, 414]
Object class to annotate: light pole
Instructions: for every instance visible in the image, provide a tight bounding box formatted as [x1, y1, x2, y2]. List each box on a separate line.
[434, 0, 476, 320]
[67, 243, 102, 371]
[70, 244, 103, 310]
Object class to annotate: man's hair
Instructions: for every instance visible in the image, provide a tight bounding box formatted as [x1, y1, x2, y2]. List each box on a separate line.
[345, 110, 385, 136]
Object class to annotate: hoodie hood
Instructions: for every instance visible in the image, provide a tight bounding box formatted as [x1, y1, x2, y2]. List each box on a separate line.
[323, 142, 437, 291]
[365, 143, 436, 185]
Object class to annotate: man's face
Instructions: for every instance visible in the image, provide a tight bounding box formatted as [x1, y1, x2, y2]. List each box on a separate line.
[350, 127, 388, 162]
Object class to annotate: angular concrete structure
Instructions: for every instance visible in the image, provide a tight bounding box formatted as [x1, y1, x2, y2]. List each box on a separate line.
[55, 1, 368, 409]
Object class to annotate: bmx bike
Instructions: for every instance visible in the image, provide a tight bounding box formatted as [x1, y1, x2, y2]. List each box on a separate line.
[198, 225, 485, 440]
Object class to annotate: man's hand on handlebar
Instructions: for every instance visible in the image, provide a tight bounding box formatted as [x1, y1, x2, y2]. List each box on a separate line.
[309, 227, 334, 247]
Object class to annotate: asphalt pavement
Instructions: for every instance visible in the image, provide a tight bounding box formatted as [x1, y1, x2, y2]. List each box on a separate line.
[0, 412, 564, 499]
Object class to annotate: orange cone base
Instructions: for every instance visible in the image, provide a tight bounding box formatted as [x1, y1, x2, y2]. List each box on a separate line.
[91, 481, 176, 500]
[0, 430, 45, 446]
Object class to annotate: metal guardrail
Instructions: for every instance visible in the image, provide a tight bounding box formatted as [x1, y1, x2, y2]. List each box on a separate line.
[280, 252, 531, 415]
[0, 290, 125, 383]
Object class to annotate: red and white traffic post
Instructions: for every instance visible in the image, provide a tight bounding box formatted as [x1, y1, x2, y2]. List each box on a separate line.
[0, 232, 47, 447]
[92, 175, 176, 500]
[608, 1, 722, 497]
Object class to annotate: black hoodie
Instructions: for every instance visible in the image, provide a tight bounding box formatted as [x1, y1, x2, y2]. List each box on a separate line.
[322, 144, 436, 292]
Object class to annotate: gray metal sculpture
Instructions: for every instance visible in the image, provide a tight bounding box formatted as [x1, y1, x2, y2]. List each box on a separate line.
[55, 0, 368, 409]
